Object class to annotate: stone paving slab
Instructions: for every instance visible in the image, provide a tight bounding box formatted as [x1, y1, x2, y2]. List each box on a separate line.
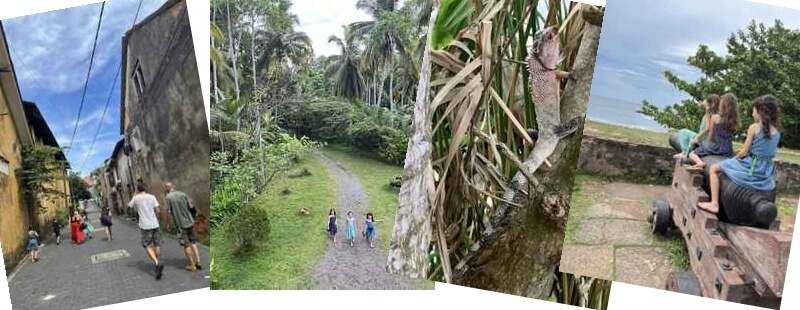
[603, 182, 670, 202]
[614, 246, 673, 289]
[559, 245, 614, 280]
[7, 212, 209, 310]
[574, 218, 652, 245]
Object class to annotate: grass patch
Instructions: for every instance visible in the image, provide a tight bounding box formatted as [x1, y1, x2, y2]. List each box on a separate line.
[565, 174, 605, 244]
[664, 237, 690, 271]
[322, 145, 402, 253]
[211, 154, 337, 289]
[585, 120, 800, 164]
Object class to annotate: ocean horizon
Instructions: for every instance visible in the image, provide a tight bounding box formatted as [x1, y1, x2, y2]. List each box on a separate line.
[586, 95, 669, 132]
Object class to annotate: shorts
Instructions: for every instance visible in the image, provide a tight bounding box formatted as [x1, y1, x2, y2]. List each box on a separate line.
[178, 226, 197, 247]
[140, 228, 164, 248]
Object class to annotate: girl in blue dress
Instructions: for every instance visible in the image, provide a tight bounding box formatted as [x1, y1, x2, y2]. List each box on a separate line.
[346, 211, 357, 247]
[27, 226, 40, 263]
[363, 213, 376, 248]
[675, 94, 719, 158]
[699, 94, 782, 214]
[688, 93, 739, 169]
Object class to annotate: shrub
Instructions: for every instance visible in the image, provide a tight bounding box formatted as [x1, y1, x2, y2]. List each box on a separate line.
[379, 128, 409, 166]
[389, 174, 403, 188]
[225, 203, 271, 255]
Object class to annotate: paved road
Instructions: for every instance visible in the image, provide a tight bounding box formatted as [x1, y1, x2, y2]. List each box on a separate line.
[312, 153, 423, 290]
[7, 211, 209, 310]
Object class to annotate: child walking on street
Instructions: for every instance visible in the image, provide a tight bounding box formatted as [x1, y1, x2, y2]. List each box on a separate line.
[363, 213, 376, 248]
[52, 218, 62, 245]
[101, 208, 113, 241]
[346, 211, 357, 247]
[27, 226, 40, 262]
[327, 208, 338, 246]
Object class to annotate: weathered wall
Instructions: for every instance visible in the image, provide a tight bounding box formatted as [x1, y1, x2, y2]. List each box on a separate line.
[0, 85, 28, 273]
[578, 135, 800, 192]
[122, 0, 209, 231]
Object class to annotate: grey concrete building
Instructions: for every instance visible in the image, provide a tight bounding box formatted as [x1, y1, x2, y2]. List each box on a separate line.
[119, 0, 209, 231]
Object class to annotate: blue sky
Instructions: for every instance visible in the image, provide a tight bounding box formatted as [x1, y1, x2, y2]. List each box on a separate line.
[591, 0, 800, 107]
[3, 0, 165, 177]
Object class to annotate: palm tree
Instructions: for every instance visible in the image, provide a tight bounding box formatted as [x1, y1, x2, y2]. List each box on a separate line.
[387, 0, 608, 306]
[351, 0, 399, 109]
[256, 29, 313, 77]
[326, 26, 365, 101]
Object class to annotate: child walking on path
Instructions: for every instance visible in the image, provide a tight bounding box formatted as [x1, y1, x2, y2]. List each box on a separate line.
[699, 94, 782, 215]
[345, 211, 357, 247]
[327, 208, 338, 246]
[52, 218, 62, 245]
[676, 94, 719, 158]
[363, 213, 376, 248]
[688, 93, 739, 169]
[27, 226, 40, 263]
[101, 208, 113, 241]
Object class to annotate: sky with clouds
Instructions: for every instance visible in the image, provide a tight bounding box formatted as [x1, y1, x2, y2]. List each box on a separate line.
[3, 0, 165, 177]
[592, 0, 800, 107]
[291, 0, 410, 57]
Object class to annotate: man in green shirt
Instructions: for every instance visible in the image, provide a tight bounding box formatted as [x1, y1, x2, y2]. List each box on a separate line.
[164, 182, 202, 271]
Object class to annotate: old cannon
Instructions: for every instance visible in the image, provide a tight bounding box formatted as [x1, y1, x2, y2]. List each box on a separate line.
[648, 133, 792, 309]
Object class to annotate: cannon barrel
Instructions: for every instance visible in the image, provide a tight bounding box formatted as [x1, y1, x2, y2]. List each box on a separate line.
[667, 133, 778, 228]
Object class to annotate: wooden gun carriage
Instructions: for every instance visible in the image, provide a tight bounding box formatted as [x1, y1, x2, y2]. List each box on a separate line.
[647, 134, 792, 309]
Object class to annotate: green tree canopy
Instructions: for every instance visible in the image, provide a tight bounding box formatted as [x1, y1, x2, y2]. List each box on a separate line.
[641, 20, 800, 148]
[68, 172, 92, 204]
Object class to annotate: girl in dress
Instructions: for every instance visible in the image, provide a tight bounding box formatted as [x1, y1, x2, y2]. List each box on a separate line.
[27, 226, 40, 262]
[101, 208, 113, 241]
[70, 210, 86, 244]
[688, 93, 739, 169]
[327, 208, 338, 246]
[346, 211, 357, 247]
[363, 213, 376, 248]
[676, 94, 719, 158]
[699, 94, 782, 214]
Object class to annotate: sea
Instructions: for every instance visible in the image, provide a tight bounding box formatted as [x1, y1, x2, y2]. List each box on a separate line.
[586, 95, 667, 132]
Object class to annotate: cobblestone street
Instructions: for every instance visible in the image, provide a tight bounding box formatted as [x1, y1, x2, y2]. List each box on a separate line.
[7, 212, 209, 310]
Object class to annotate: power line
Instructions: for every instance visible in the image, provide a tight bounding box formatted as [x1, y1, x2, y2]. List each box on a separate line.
[65, 1, 106, 157]
[79, 0, 145, 174]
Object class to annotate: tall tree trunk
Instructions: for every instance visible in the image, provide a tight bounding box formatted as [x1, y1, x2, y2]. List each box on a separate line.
[251, 9, 257, 90]
[389, 36, 395, 114]
[226, 1, 241, 131]
[212, 6, 219, 105]
[386, 0, 440, 280]
[453, 6, 603, 298]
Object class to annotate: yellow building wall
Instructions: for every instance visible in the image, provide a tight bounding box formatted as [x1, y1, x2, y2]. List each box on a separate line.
[0, 83, 29, 267]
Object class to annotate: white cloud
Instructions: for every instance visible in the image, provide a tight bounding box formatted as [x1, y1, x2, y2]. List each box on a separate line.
[2, 0, 165, 93]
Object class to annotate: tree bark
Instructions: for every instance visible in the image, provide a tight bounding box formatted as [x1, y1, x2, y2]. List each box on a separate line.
[226, 0, 241, 131]
[386, 0, 440, 279]
[452, 6, 603, 299]
[251, 7, 257, 90]
[212, 6, 219, 105]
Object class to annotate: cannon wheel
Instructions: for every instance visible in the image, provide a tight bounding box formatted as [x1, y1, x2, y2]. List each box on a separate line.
[651, 200, 672, 235]
[665, 271, 702, 296]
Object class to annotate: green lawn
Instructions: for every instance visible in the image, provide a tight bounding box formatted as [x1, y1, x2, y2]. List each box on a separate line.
[322, 145, 403, 253]
[211, 154, 337, 289]
[585, 120, 800, 164]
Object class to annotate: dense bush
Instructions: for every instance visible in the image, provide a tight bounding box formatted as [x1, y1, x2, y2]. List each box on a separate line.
[225, 203, 271, 255]
[279, 98, 410, 166]
[210, 135, 321, 228]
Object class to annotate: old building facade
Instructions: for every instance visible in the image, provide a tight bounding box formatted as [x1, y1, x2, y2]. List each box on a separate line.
[119, 0, 209, 232]
[1, 22, 70, 272]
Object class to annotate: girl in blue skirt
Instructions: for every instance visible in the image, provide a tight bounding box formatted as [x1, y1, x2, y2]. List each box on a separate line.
[699, 94, 782, 214]
[363, 213, 376, 248]
[346, 211, 357, 247]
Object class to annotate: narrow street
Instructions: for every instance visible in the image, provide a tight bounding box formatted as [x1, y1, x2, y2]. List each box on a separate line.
[6, 211, 209, 310]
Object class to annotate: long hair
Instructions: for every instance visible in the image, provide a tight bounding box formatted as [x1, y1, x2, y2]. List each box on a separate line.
[719, 93, 739, 131]
[706, 94, 721, 115]
[753, 94, 782, 140]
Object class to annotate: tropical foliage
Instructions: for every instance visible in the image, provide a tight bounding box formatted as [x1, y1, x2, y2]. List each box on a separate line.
[641, 20, 800, 148]
[18, 144, 68, 214]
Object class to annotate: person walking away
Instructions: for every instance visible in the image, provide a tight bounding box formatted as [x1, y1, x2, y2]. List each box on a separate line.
[127, 184, 165, 280]
[327, 208, 338, 246]
[699, 94, 782, 215]
[100, 208, 113, 241]
[52, 218, 62, 245]
[27, 226, 40, 262]
[164, 182, 202, 271]
[70, 210, 86, 244]
[83, 219, 95, 240]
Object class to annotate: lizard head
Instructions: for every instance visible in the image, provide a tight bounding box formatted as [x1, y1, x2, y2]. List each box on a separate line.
[531, 26, 560, 69]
